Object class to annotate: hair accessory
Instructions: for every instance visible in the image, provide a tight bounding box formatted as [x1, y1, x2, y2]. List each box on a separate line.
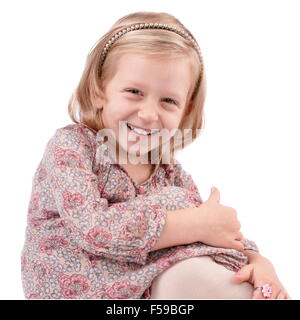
[98, 23, 203, 79]
[254, 283, 272, 298]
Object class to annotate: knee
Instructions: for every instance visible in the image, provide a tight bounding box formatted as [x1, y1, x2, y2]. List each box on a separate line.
[150, 256, 255, 299]
[150, 257, 217, 298]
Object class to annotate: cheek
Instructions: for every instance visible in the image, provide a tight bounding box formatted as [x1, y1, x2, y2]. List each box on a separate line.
[162, 113, 183, 131]
[102, 102, 126, 128]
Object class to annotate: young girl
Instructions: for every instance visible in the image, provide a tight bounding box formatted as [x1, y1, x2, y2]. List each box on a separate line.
[21, 11, 291, 300]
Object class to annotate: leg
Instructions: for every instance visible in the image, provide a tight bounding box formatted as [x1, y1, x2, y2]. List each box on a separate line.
[150, 256, 254, 299]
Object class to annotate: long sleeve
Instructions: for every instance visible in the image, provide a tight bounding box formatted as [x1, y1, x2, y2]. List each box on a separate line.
[173, 162, 203, 206]
[172, 162, 259, 253]
[43, 127, 168, 265]
[240, 238, 259, 252]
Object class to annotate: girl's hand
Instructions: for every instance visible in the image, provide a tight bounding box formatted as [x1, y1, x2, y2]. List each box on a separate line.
[193, 187, 245, 252]
[231, 255, 292, 299]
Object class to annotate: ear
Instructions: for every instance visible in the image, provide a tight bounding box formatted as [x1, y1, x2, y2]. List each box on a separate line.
[94, 98, 103, 110]
[94, 91, 107, 111]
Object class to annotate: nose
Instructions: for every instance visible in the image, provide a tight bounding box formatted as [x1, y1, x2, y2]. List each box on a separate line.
[137, 103, 158, 122]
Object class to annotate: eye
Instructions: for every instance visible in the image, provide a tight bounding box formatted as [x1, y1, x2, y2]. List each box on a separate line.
[125, 88, 177, 106]
[163, 98, 177, 105]
[125, 88, 141, 95]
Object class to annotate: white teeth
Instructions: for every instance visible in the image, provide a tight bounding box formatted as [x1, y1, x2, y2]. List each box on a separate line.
[133, 127, 148, 135]
[127, 122, 160, 135]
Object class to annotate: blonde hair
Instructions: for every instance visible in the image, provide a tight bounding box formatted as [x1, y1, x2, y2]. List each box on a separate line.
[68, 11, 206, 164]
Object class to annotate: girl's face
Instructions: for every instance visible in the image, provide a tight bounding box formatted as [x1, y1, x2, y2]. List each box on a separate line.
[96, 52, 192, 163]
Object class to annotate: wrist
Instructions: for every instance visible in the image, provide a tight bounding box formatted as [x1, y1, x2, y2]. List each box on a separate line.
[178, 207, 201, 244]
[189, 206, 206, 243]
[243, 249, 265, 263]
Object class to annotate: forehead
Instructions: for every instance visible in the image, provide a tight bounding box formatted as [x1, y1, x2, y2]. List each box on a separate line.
[112, 52, 192, 96]
[115, 52, 191, 77]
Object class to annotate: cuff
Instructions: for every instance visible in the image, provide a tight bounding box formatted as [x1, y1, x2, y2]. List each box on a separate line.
[134, 205, 168, 265]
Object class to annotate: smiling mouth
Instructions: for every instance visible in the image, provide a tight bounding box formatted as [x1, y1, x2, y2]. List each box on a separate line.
[126, 122, 160, 136]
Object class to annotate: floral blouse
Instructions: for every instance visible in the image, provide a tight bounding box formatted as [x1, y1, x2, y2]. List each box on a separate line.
[21, 123, 259, 299]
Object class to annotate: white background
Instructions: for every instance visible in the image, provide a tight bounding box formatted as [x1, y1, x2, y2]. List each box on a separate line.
[0, 0, 299, 299]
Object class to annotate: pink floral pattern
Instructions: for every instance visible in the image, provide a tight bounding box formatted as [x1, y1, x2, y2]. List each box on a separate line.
[59, 273, 90, 298]
[39, 236, 69, 255]
[21, 123, 259, 299]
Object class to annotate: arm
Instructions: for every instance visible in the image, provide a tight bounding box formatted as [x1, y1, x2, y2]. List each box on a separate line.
[173, 162, 260, 253]
[150, 207, 199, 251]
[44, 126, 168, 265]
[243, 248, 264, 262]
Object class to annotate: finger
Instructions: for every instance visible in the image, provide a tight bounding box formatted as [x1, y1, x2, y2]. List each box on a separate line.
[236, 220, 241, 230]
[282, 291, 292, 300]
[207, 187, 220, 203]
[233, 240, 244, 251]
[252, 289, 265, 299]
[273, 289, 281, 299]
[235, 232, 244, 240]
[232, 264, 252, 283]
[280, 286, 292, 299]
[276, 291, 286, 300]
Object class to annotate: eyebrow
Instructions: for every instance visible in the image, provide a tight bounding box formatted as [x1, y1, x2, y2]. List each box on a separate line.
[123, 81, 184, 103]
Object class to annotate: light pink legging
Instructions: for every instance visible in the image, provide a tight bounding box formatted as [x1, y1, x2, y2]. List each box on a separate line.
[150, 256, 254, 299]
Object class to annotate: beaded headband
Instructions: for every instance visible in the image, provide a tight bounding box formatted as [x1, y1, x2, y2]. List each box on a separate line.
[98, 22, 204, 83]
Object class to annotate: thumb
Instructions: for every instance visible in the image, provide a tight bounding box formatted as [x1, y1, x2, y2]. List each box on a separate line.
[207, 187, 220, 204]
[231, 265, 252, 283]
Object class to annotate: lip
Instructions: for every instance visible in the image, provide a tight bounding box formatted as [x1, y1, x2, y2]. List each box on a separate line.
[126, 122, 159, 132]
[126, 123, 160, 137]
